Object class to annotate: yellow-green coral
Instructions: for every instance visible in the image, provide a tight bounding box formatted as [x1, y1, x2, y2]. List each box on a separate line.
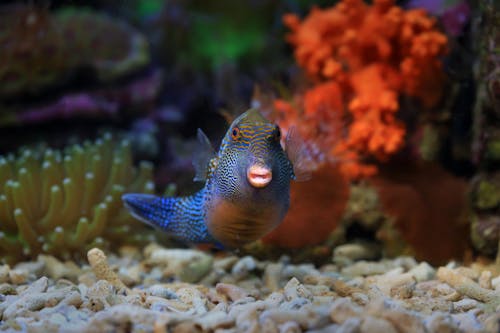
[0, 133, 154, 264]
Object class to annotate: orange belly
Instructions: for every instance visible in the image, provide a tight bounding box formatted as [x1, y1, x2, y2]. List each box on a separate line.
[206, 197, 284, 248]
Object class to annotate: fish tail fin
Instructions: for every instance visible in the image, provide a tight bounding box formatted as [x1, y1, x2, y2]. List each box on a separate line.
[122, 193, 176, 230]
[122, 191, 214, 244]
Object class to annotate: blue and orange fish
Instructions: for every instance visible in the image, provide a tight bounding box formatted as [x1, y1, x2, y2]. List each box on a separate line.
[122, 109, 310, 248]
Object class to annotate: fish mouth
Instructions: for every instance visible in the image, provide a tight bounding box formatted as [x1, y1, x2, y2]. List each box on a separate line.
[247, 164, 272, 188]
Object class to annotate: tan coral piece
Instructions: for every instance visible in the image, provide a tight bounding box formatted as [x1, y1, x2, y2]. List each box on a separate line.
[436, 267, 500, 304]
[87, 248, 127, 292]
[216, 283, 250, 302]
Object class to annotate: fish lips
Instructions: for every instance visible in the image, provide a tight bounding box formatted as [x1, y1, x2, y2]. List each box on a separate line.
[246, 164, 273, 188]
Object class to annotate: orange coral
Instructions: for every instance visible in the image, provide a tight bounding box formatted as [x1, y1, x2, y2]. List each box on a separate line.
[262, 165, 349, 248]
[273, 0, 448, 178]
[273, 82, 346, 165]
[370, 161, 469, 264]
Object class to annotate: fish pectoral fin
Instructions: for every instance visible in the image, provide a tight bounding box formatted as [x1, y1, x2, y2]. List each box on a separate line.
[193, 128, 216, 182]
[285, 126, 314, 181]
[122, 193, 173, 229]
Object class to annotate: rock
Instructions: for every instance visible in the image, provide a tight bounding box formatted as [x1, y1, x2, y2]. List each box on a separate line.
[341, 261, 396, 277]
[408, 262, 435, 282]
[336, 317, 362, 333]
[360, 316, 397, 333]
[453, 298, 479, 312]
[425, 313, 459, 333]
[492, 274, 500, 291]
[478, 270, 493, 289]
[329, 298, 363, 324]
[14, 261, 45, 277]
[3, 287, 71, 319]
[146, 247, 213, 283]
[20, 276, 48, 295]
[381, 308, 426, 333]
[38, 255, 82, 281]
[366, 270, 415, 296]
[0, 284, 16, 295]
[0, 265, 9, 283]
[8, 268, 30, 284]
[216, 283, 250, 302]
[232, 256, 259, 280]
[283, 277, 313, 301]
[263, 263, 283, 292]
[333, 242, 381, 265]
[147, 285, 177, 299]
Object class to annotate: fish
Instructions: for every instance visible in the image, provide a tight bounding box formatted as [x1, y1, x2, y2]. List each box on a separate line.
[122, 109, 310, 248]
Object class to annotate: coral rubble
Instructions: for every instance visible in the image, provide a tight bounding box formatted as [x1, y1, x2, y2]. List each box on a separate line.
[0, 133, 154, 264]
[0, 245, 499, 332]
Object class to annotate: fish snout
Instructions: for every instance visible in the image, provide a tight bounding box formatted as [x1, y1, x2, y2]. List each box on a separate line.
[247, 164, 272, 188]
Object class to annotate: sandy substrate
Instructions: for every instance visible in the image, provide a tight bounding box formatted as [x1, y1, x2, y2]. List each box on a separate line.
[0, 243, 499, 333]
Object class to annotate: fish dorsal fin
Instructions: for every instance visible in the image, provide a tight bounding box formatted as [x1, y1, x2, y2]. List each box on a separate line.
[193, 128, 216, 182]
[285, 126, 314, 181]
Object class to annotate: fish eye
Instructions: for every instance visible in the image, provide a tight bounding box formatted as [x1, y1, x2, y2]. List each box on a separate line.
[231, 127, 240, 140]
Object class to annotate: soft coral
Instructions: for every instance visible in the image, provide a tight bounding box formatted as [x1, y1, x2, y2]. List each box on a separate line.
[274, 0, 448, 178]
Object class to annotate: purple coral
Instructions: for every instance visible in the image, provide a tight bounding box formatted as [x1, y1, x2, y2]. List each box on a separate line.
[4, 69, 163, 126]
[407, 0, 470, 36]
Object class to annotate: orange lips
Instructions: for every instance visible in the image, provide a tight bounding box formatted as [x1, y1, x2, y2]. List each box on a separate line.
[247, 164, 272, 188]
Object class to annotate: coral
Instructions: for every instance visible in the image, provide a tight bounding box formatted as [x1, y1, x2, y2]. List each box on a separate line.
[54, 8, 149, 82]
[273, 0, 448, 178]
[87, 248, 128, 291]
[437, 267, 500, 308]
[370, 161, 469, 264]
[407, 0, 471, 37]
[0, 69, 163, 127]
[262, 165, 349, 248]
[0, 5, 149, 98]
[0, 133, 154, 264]
[312, 161, 469, 264]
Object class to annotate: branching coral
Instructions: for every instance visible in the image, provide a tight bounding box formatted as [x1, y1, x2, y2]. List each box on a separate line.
[273, 0, 448, 178]
[0, 133, 154, 264]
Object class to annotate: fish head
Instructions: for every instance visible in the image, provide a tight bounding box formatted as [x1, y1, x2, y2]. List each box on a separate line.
[215, 109, 293, 200]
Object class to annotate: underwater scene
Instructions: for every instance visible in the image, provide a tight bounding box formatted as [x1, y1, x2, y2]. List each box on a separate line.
[0, 0, 499, 332]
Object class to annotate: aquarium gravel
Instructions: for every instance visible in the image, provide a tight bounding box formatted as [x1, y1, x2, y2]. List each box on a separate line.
[0, 244, 499, 333]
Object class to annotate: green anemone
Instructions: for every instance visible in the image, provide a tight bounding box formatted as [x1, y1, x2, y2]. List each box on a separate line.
[0, 133, 154, 264]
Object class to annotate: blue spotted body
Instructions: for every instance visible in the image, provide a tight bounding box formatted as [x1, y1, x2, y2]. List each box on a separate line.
[122, 109, 309, 248]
